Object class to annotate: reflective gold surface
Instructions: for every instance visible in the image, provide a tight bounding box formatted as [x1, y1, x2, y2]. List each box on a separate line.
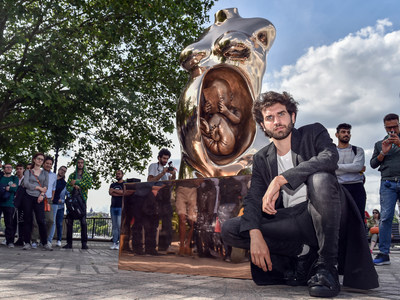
[119, 176, 252, 279]
[177, 8, 276, 178]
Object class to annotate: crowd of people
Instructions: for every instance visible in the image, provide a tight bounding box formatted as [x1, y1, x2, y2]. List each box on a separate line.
[0, 91, 399, 298]
[0, 154, 92, 250]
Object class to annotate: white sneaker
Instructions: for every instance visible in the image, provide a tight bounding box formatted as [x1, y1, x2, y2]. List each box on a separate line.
[42, 242, 53, 251]
[31, 242, 37, 249]
[56, 241, 62, 247]
[110, 243, 119, 250]
[8, 243, 15, 248]
[1, 239, 6, 246]
[22, 243, 32, 250]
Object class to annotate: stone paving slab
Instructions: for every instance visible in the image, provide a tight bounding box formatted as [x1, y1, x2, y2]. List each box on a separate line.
[0, 242, 399, 299]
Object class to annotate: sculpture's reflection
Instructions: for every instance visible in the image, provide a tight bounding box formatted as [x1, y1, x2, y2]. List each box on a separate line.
[119, 175, 252, 278]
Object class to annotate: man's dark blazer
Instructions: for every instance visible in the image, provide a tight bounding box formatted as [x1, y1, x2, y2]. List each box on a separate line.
[240, 123, 379, 290]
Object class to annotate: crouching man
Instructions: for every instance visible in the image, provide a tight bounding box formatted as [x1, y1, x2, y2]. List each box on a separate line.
[222, 91, 378, 297]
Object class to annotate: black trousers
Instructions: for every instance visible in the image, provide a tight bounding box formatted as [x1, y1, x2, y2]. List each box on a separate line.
[158, 202, 173, 250]
[222, 172, 341, 266]
[0, 206, 16, 244]
[22, 194, 48, 245]
[66, 212, 88, 244]
[131, 215, 158, 252]
[342, 183, 366, 221]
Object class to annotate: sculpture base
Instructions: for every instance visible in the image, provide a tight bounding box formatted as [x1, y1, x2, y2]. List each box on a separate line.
[118, 175, 251, 279]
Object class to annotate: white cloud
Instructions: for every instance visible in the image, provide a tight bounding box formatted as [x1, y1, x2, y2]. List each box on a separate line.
[264, 19, 400, 129]
[263, 19, 400, 212]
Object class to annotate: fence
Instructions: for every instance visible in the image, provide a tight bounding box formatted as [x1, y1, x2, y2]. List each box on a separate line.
[0, 216, 112, 241]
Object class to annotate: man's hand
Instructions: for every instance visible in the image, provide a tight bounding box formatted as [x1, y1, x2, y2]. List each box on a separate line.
[250, 229, 272, 272]
[384, 132, 400, 147]
[262, 175, 288, 215]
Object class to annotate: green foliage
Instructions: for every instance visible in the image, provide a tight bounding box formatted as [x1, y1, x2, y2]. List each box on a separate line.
[0, 0, 215, 185]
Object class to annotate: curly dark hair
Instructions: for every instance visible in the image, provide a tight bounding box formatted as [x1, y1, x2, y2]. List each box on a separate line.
[252, 91, 298, 126]
[158, 148, 171, 159]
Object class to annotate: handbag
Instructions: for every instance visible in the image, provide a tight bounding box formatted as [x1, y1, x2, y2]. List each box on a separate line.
[0, 182, 11, 202]
[13, 185, 26, 209]
[65, 189, 86, 219]
[370, 227, 379, 234]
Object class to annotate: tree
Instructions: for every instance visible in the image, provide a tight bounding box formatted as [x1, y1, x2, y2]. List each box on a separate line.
[0, 0, 215, 183]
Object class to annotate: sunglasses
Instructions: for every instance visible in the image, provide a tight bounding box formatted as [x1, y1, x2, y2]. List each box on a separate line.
[373, 211, 379, 214]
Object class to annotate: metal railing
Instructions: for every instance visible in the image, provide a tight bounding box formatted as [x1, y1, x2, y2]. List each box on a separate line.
[0, 216, 113, 242]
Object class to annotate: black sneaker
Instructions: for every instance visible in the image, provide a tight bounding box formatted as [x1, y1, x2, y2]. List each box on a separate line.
[287, 248, 318, 286]
[145, 249, 159, 256]
[308, 262, 340, 298]
[373, 253, 390, 265]
[81, 243, 89, 250]
[133, 248, 144, 255]
[62, 243, 72, 249]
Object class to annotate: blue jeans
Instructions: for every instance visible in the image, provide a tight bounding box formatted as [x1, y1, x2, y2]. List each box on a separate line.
[110, 207, 122, 244]
[378, 180, 400, 255]
[48, 204, 65, 243]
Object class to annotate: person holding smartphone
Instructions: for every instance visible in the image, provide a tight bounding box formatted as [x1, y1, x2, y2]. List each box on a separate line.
[370, 113, 400, 266]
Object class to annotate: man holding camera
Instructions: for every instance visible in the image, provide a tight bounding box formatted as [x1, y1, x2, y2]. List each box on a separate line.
[146, 149, 176, 254]
[371, 113, 400, 266]
[147, 148, 176, 182]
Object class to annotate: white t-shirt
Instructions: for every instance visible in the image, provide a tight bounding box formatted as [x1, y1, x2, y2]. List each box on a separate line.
[148, 162, 171, 181]
[45, 171, 57, 199]
[277, 150, 307, 208]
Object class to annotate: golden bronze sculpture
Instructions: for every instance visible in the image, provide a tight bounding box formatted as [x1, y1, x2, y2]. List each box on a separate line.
[177, 8, 276, 178]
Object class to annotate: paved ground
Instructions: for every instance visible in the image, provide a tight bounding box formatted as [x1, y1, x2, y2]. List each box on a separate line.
[0, 242, 399, 299]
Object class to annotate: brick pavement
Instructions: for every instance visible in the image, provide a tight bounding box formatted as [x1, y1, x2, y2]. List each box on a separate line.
[0, 242, 399, 299]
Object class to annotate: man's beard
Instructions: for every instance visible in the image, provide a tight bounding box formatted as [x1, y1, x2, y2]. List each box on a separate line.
[339, 137, 350, 144]
[265, 121, 294, 140]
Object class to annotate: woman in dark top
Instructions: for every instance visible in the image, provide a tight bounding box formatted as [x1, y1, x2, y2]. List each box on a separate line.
[22, 152, 52, 250]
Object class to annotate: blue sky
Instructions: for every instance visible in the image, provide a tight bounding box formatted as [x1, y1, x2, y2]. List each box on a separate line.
[89, 0, 400, 214]
[211, 0, 400, 74]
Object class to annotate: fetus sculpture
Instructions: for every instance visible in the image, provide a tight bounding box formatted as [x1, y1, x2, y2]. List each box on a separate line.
[177, 8, 276, 178]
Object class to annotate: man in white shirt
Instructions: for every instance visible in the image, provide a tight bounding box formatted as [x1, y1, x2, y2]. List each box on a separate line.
[147, 148, 176, 181]
[43, 156, 57, 245]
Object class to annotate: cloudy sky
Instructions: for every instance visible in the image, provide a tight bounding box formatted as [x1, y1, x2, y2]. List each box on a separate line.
[88, 0, 400, 214]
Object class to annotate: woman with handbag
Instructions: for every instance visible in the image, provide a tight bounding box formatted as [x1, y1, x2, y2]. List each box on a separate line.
[21, 153, 52, 250]
[368, 209, 381, 253]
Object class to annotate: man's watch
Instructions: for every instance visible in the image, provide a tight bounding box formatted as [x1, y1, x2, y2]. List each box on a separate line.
[380, 151, 386, 156]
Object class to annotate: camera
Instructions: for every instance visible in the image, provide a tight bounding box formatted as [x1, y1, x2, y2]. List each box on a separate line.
[167, 161, 174, 172]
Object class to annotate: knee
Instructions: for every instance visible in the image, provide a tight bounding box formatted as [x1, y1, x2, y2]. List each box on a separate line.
[307, 172, 339, 201]
[221, 217, 240, 245]
[308, 172, 336, 189]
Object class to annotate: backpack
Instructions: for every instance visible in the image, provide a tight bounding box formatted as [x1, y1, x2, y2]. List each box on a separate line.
[351, 145, 357, 156]
[65, 189, 86, 219]
[351, 145, 366, 184]
[0, 182, 10, 202]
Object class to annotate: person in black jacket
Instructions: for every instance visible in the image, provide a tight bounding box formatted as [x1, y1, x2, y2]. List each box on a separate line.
[222, 91, 378, 297]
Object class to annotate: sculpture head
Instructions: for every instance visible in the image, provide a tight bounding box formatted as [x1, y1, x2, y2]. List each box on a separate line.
[177, 8, 276, 178]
